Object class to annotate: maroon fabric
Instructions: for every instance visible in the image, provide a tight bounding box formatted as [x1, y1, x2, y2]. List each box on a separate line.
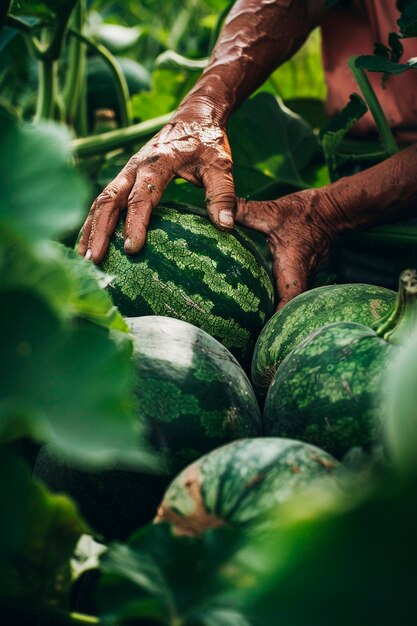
[322, 0, 417, 141]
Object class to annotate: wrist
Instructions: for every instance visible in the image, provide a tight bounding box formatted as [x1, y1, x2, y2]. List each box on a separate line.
[176, 77, 233, 127]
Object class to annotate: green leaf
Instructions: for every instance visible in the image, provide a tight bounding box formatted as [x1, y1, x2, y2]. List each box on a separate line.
[269, 29, 326, 101]
[56, 244, 129, 332]
[96, 524, 252, 625]
[0, 289, 153, 467]
[0, 448, 85, 607]
[398, 2, 417, 37]
[131, 68, 199, 121]
[11, 0, 79, 20]
[0, 116, 88, 243]
[228, 93, 320, 192]
[354, 54, 417, 74]
[320, 93, 368, 180]
[236, 475, 417, 626]
[0, 230, 128, 332]
[95, 23, 141, 53]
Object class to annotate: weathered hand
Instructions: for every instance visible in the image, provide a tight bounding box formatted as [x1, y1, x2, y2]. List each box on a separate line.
[235, 188, 339, 309]
[78, 112, 235, 262]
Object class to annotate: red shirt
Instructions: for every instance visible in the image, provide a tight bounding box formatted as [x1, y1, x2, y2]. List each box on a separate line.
[321, 0, 417, 140]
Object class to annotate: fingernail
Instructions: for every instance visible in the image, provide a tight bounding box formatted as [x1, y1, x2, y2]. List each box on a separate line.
[85, 249, 92, 260]
[218, 210, 234, 228]
[124, 237, 132, 251]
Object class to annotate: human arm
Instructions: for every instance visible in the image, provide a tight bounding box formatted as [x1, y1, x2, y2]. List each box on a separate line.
[78, 0, 326, 262]
[235, 143, 417, 308]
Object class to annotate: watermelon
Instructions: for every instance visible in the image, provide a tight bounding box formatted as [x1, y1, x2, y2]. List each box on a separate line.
[33, 316, 262, 540]
[263, 270, 417, 459]
[156, 438, 339, 535]
[252, 283, 396, 398]
[100, 202, 275, 371]
[127, 316, 262, 472]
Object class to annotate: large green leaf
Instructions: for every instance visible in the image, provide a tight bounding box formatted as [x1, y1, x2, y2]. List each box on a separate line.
[131, 67, 199, 121]
[11, 0, 79, 19]
[0, 115, 88, 243]
[235, 474, 417, 626]
[96, 523, 252, 626]
[0, 231, 127, 331]
[398, 2, 417, 37]
[0, 448, 85, 608]
[0, 289, 153, 466]
[270, 28, 326, 101]
[355, 54, 417, 74]
[227, 93, 320, 192]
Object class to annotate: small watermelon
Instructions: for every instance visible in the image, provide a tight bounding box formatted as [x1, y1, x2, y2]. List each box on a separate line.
[100, 202, 275, 371]
[263, 271, 417, 459]
[156, 438, 339, 535]
[252, 283, 396, 397]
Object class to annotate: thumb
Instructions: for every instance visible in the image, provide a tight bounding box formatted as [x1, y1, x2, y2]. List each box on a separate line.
[201, 163, 236, 230]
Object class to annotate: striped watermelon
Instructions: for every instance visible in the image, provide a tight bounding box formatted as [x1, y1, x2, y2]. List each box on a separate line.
[252, 283, 396, 398]
[100, 202, 275, 370]
[156, 438, 339, 535]
[263, 271, 417, 459]
[34, 316, 262, 540]
[128, 316, 262, 472]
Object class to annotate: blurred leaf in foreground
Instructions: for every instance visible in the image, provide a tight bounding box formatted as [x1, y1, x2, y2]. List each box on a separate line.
[0, 288, 154, 467]
[0, 115, 88, 242]
[96, 523, 253, 626]
[0, 448, 85, 609]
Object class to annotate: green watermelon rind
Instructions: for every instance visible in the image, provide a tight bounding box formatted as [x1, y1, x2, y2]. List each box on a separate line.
[160, 437, 339, 530]
[128, 316, 262, 473]
[263, 321, 388, 459]
[101, 203, 275, 369]
[252, 283, 396, 395]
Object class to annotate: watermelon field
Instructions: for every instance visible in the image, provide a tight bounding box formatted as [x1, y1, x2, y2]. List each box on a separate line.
[2, 1, 417, 624]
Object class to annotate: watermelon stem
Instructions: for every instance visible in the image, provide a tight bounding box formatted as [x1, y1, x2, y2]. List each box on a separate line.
[374, 269, 417, 345]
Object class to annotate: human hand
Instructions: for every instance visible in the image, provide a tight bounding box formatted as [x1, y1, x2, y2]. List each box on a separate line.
[235, 188, 339, 309]
[78, 110, 235, 262]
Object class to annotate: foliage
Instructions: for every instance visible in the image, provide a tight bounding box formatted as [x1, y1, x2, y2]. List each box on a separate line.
[2, 1, 417, 624]
[0, 449, 85, 609]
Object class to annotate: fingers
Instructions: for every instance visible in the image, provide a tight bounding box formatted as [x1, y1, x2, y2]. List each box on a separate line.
[235, 198, 279, 234]
[123, 168, 173, 254]
[201, 162, 236, 230]
[78, 165, 136, 262]
[271, 249, 308, 311]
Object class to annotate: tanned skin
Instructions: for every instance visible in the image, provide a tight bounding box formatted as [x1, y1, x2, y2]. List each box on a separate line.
[78, 0, 417, 307]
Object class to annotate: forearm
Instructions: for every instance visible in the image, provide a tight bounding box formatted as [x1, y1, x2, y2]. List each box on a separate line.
[328, 144, 417, 233]
[178, 0, 326, 125]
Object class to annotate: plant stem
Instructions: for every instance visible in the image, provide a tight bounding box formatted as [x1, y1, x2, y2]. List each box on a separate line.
[63, 1, 87, 129]
[68, 27, 133, 128]
[375, 270, 417, 345]
[6, 15, 45, 57]
[71, 112, 173, 157]
[34, 56, 56, 121]
[348, 56, 399, 156]
[45, 4, 75, 61]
